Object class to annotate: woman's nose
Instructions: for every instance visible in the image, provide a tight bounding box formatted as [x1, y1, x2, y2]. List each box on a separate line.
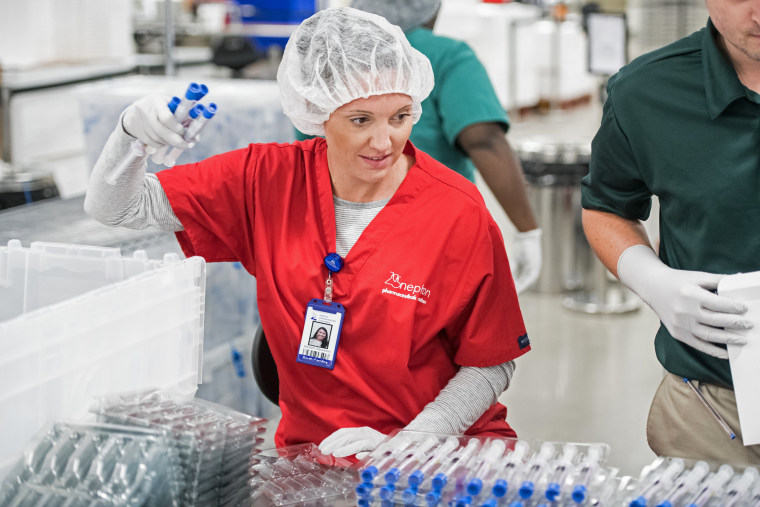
[369, 126, 392, 151]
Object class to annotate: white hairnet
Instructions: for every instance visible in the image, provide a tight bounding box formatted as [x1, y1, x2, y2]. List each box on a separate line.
[350, 0, 441, 32]
[277, 6, 434, 136]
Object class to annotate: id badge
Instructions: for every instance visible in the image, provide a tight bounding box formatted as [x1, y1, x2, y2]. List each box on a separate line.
[297, 298, 345, 370]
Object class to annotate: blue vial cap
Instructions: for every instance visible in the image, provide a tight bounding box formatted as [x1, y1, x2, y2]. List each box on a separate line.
[402, 487, 418, 504]
[185, 82, 200, 100]
[203, 103, 217, 119]
[481, 499, 498, 507]
[385, 467, 401, 484]
[381, 501, 393, 507]
[546, 482, 560, 501]
[379, 485, 395, 500]
[467, 478, 483, 496]
[454, 495, 472, 506]
[519, 481, 535, 499]
[357, 498, 371, 507]
[629, 496, 647, 507]
[361, 466, 378, 482]
[168, 96, 181, 113]
[189, 104, 205, 119]
[509, 502, 524, 507]
[197, 83, 209, 98]
[356, 483, 372, 498]
[408, 470, 424, 488]
[572, 485, 588, 503]
[432, 473, 447, 491]
[425, 491, 441, 506]
[656, 502, 672, 507]
[492, 479, 508, 498]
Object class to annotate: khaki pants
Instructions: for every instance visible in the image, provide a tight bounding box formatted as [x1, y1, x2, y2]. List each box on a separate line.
[647, 373, 760, 465]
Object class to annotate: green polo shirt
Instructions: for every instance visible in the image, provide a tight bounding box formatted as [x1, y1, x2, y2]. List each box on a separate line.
[295, 27, 509, 183]
[581, 19, 760, 389]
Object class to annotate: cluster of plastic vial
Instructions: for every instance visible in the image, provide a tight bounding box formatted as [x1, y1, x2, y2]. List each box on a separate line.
[107, 82, 218, 186]
[92, 389, 267, 507]
[355, 432, 617, 507]
[151, 82, 218, 168]
[624, 456, 760, 507]
[249, 442, 358, 506]
[0, 421, 180, 507]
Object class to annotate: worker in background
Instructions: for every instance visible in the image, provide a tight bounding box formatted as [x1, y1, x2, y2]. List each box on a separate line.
[310, 0, 543, 294]
[582, 0, 760, 464]
[85, 7, 531, 458]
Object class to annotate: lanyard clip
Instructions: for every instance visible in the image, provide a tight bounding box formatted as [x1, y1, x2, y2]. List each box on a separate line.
[322, 253, 343, 304]
[324, 273, 334, 303]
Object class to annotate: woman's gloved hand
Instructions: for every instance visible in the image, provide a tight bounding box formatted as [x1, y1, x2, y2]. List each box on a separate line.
[318, 427, 386, 459]
[121, 95, 191, 150]
[511, 228, 543, 294]
[617, 244, 752, 359]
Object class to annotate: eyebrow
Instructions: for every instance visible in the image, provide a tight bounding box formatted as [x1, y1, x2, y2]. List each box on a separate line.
[345, 105, 413, 115]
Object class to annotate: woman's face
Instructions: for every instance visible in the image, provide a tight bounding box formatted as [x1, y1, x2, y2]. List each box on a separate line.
[323, 93, 414, 201]
[316, 329, 327, 342]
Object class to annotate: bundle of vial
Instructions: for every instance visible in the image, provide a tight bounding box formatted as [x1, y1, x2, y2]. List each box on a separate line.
[623, 456, 760, 507]
[91, 389, 267, 507]
[354, 431, 620, 507]
[107, 82, 218, 185]
[249, 443, 358, 506]
[0, 421, 181, 506]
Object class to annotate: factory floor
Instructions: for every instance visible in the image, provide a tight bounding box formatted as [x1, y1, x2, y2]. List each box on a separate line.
[259, 98, 665, 479]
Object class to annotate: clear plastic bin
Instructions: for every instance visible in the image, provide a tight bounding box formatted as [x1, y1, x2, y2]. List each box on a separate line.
[0, 240, 206, 480]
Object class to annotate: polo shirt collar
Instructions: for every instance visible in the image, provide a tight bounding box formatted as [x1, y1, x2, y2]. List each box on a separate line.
[703, 18, 752, 119]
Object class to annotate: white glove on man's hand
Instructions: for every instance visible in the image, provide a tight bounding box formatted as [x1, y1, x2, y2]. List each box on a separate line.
[121, 95, 191, 150]
[617, 244, 752, 359]
[510, 228, 543, 294]
[318, 427, 386, 459]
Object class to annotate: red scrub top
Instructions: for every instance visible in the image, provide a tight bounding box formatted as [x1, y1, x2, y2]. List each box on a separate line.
[157, 138, 530, 447]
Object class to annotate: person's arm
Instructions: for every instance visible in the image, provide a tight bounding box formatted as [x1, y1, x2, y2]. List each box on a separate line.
[581, 208, 650, 276]
[84, 95, 188, 231]
[582, 208, 751, 359]
[318, 361, 516, 458]
[457, 122, 541, 293]
[403, 361, 515, 435]
[457, 122, 537, 233]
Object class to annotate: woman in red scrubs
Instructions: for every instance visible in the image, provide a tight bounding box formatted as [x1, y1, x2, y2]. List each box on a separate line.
[85, 6, 531, 459]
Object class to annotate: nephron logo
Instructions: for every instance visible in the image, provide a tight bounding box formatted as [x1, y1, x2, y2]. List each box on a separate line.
[384, 272, 431, 298]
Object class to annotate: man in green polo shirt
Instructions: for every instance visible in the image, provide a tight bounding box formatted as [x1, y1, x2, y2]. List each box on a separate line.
[341, 0, 542, 294]
[582, 0, 760, 464]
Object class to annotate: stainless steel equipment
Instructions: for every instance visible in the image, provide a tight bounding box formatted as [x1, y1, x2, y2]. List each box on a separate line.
[517, 136, 639, 314]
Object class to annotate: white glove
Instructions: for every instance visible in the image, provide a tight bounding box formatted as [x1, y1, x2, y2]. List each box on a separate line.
[510, 228, 543, 294]
[617, 244, 752, 359]
[121, 95, 191, 151]
[318, 427, 386, 459]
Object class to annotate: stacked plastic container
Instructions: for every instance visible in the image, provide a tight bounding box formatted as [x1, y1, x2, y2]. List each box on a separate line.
[91, 389, 268, 506]
[249, 443, 357, 506]
[0, 421, 182, 506]
[0, 240, 206, 480]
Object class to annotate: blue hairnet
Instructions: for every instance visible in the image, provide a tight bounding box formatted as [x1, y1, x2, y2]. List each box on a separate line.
[277, 6, 434, 136]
